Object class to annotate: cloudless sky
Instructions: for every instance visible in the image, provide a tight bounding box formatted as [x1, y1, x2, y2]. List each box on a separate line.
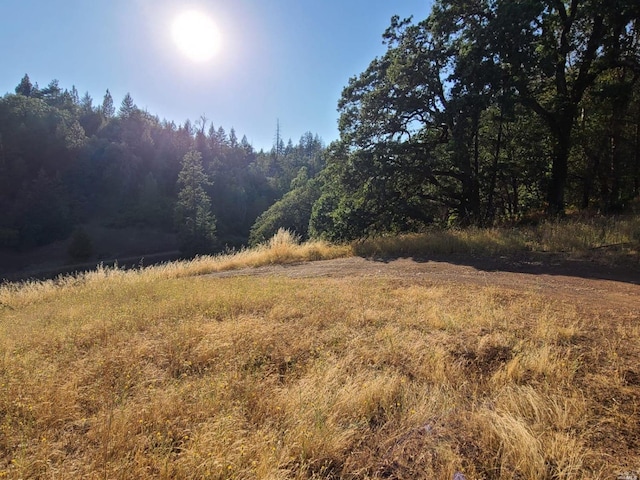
[1, 0, 432, 151]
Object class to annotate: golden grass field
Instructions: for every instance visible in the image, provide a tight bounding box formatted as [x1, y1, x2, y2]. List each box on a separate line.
[1, 220, 639, 479]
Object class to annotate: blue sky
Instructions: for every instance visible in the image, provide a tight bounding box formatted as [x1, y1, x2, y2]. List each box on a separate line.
[0, 0, 431, 151]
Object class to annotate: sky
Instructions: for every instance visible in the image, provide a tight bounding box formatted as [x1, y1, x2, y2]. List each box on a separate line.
[0, 0, 432, 151]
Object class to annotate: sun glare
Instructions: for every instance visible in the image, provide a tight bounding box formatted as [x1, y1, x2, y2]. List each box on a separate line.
[171, 10, 220, 62]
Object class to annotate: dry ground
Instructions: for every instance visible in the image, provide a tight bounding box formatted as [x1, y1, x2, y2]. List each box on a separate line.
[209, 254, 640, 477]
[209, 254, 639, 312]
[1, 252, 639, 479]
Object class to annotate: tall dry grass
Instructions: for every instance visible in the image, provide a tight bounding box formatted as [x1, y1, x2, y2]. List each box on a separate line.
[1, 228, 638, 478]
[353, 215, 640, 262]
[0, 228, 351, 310]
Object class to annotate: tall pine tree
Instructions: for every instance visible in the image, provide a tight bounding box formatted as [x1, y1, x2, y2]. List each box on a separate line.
[101, 89, 115, 118]
[119, 92, 136, 118]
[174, 150, 217, 255]
[15, 74, 33, 97]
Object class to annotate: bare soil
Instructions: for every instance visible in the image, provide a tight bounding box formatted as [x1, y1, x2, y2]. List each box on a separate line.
[210, 254, 640, 313]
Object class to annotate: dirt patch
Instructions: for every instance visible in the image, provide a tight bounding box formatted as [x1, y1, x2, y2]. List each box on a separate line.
[208, 254, 640, 312]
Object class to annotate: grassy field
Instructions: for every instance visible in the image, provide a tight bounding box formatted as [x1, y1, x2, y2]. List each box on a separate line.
[0, 222, 639, 479]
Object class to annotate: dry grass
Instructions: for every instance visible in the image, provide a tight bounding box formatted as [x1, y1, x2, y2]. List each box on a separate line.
[0, 226, 639, 479]
[0, 229, 351, 309]
[354, 215, 640, 262]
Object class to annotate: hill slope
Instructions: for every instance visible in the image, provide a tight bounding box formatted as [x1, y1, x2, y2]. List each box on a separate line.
[1, 253, 638, 479]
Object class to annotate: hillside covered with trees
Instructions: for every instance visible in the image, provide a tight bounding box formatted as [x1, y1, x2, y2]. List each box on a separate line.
[0, 76, 324, 269]
[1, 0, 639, 275]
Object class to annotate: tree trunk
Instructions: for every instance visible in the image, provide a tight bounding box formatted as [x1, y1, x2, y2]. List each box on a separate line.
[452, 115, 480, 225]
[548, 123, 572, 216]
[512, 176, 519, 218]
[634, 100, 640, 197]
[486, 105, 504, 223]
[471, 117, 481, 223]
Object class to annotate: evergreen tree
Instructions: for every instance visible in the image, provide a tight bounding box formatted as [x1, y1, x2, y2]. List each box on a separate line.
[70, 85, 80, 105]
[41, 80, 63, 107]
[240, 135, 253, 154]
[80, 91, 93, 113]
[229, 127, 238, 149]
[15, 74, 33, 97]
[174, 150, 217, 254]
[119, 92, 136, 118]
[101, 89, 115, 118]
[249, 168, 320, 246]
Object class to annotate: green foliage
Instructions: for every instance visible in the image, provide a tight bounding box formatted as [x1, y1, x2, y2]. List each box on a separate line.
[249, 172, 321, 246]
[175, 150, 217, 255]
[0, 75, 327, 267]
[15, 74, 34, 97]
[16, 170, 73, 248]
[118, 92, 136, 118]
[134, 173, 171, 228]
[3, 40, 640, 270]
[308, 141, 441, 241]
[312, 0, 640, 240]
[101, 89, 115, 118]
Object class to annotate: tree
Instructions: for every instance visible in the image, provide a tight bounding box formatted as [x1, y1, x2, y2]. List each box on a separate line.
[78, 91, 103, 137]
[15, 74, 33, 97]
[249, 168, 321, 246]
[64, 120, 87, 150]
[70, 86, 80, 106]
[572, 68, 640, 210]
[136, 172, 170, 227]
[101, 89, 115, 118]
[41, 80, 63, 107]
[68, 227, 93, 261]
[16, 170, 72, 247]
[1, 74, 289, 253]
[484, 0, 640, 214]
[273, 119, 285, 159]
[317, 0, 640, 242]
[240, 135, 253, 155]
[229, 127, 238, 149]
[119, 92, 136, 118]
[174, 150, 217, 254]
[80, 91, 93, 113]
[332, 12, 491, 233]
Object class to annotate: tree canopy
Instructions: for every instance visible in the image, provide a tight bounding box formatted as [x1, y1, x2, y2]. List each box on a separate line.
[312, 0, 640, 240]
[0, 78, 325, 258]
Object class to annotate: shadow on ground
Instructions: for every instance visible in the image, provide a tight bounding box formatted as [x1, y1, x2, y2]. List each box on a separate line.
[367, 251, 639, 286]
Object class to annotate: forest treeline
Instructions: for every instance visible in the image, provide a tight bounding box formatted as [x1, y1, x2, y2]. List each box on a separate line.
[2, 0, 640, 259]
[0, 75, 324, 256]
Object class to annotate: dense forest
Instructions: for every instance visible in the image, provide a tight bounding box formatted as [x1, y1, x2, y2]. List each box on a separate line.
[1, 0, 639, 269]
[0, 76, 324, 262]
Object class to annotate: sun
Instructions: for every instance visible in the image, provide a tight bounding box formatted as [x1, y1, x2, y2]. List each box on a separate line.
[171, 10, 221, 62]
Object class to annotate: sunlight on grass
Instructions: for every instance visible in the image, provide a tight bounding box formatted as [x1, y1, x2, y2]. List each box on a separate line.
[0, 228, 351, 309]
[354, 215, 640, 262]
[0, 223, 638, 478]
